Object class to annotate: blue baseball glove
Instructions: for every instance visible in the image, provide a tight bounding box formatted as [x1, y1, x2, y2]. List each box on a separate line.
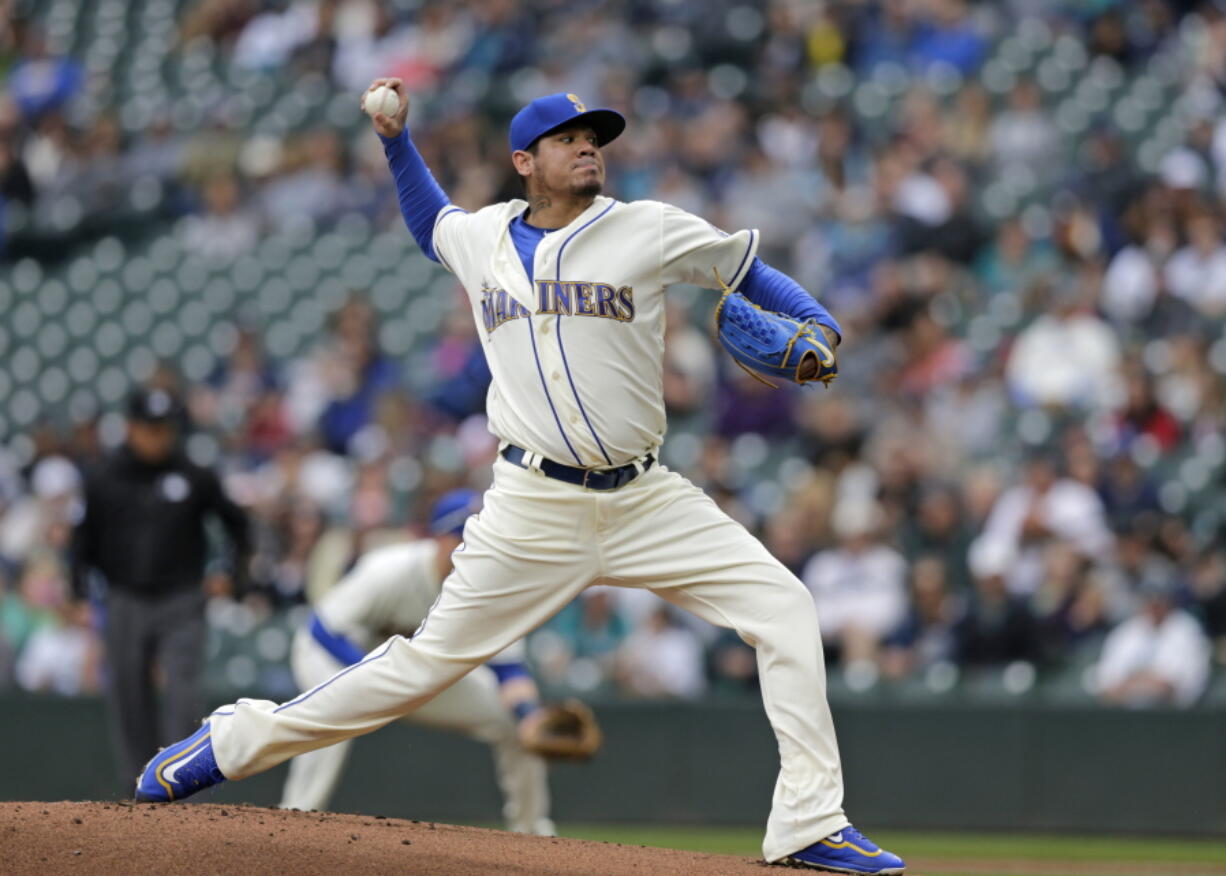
[714, 288, 839, 388]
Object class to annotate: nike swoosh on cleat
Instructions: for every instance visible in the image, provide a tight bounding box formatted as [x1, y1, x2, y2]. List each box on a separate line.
[161, 745, 209, 785]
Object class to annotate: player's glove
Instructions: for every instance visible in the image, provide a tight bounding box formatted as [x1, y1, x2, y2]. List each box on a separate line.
[518, 699, 603, 761]
[714, 285, 838, 388]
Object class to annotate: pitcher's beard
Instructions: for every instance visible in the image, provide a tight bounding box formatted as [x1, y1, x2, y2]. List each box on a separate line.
[573, 178, 602, 198]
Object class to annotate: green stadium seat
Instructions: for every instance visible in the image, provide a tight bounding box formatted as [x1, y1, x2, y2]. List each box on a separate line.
[180, 343, 215, 382]
[67, 347, 100, 385]
[1017, 16, 1053, 54]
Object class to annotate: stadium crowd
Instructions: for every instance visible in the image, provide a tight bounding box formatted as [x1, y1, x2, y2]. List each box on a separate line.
[0, 0, 1224, 708]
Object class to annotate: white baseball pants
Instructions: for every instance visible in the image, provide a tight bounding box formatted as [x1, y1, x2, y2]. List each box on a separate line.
[210, 456, 848, 862]
[277, 628, 553, 835]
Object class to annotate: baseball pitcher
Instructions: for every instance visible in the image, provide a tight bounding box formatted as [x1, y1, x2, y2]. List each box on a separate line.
[136, 81, 904, 874]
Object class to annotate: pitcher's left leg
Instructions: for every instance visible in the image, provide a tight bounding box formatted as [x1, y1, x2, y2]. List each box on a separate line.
[604, 467, 846, 863]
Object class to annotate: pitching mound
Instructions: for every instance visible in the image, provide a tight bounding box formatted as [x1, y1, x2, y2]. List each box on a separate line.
[1, 801, 768, 874]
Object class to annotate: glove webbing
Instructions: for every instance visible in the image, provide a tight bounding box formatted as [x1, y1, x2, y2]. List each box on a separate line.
[712, 269, 836, 389]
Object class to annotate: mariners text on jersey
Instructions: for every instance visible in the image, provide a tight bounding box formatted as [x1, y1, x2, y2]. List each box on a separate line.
[480, 280, 636, 334]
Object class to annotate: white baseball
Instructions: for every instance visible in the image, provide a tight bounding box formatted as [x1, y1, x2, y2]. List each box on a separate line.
[364, 86, 399, 118]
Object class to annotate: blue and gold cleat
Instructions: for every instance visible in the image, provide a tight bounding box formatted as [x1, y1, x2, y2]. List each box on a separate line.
[782, 826, 905, 874]
[134, 722, 226, 802]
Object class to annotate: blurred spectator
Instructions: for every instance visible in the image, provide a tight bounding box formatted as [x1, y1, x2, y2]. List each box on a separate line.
[1095, 557, 1211, 707]
[195, 327, 283, 446]
[898, 157, 986, 264]
[0, 454, 79, 566]
[71, 116, 129, 220]
[973, 218, 1057, 298]
[1101, 222, 1165, 324]
[910, 0, 986, 76]
[1097, 455, 1160, 532]
[231, 0, 318, 71]
[954, 542, 1042, 666]
[1163, 207, 1226, 318]
[332, 4, 416, 92]
[971, 451, 1113, 597]
[182, 174, 260, 261]
[617, 604, 707, 700]
[535, 588, 629, 693]
[895, 307, 972, 398]
[122, 117, 185, 187]
[716, 366, 797, 440]
[924, 372, 1008, 468]
[879, 555, 959, 679]
[179, 0, 257, 46]
[942, 83, 991, 166]
[988, 79, 1059, 182]
[1113, 368, 1181, 453]
[662, 299, 717, 420]
[1086, 9, 1135, 66]
[1005, 277, 1121, 410]
[259, 130, 349, 231]
[6, 28, 82, 122]
[21, 111, 71, 193]
[802, 498, 907, 673]
[722, 146, 816, 261]
[1033, 541, 1112, 662]
[0, 135, 34, 206]
[14, 573, 99, 696]
[424, 302, 492, 421]
[792, 188, 893, 317]
[287, 295, 398, 454]
[853, 0, 917, 74]
[256, 500, 325, 607]
[898, 485, 973, 593]
[1188, 549, 1226, 665]
[709, 626, 760, 695]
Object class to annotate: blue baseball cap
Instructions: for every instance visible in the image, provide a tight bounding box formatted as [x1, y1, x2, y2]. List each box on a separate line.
[508, 92, 625, 154]
[429, 489, 480, 537]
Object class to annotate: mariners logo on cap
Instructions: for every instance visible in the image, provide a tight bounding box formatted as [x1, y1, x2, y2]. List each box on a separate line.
[567, 93, 586, 113]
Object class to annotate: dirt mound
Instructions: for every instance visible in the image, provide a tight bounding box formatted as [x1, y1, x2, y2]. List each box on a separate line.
[1, 801, 768, 875]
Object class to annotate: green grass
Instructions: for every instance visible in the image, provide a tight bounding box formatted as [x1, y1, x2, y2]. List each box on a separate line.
[556, 824, 1226, 875]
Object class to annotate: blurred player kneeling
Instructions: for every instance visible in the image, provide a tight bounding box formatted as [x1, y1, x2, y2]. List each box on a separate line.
[278, 489, 563, 835]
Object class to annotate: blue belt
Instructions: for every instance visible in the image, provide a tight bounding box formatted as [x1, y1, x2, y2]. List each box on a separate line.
[501, 444, 654, 491]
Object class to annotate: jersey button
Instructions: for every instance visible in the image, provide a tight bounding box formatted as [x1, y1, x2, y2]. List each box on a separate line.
[552, 372, 561, 381]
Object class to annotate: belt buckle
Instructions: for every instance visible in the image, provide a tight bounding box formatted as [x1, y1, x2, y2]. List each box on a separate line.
[581, 468, 593, 490]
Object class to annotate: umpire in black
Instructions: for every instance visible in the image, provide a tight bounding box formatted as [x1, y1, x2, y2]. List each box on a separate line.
[71, 387, 251, 787]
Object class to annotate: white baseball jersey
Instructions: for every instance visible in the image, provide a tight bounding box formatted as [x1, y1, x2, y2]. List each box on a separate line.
[432, 197, 759, 467]
[313, 541, 442, 652]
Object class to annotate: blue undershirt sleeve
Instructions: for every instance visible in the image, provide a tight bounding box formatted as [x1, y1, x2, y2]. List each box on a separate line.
[487, 660, 533, 685]
[308, 614, 369, 667]
[379, 128, 452, 263]
[328, 634, 368, 667]
[739, 257, 842, 340]
[486, 660, 541, 721]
